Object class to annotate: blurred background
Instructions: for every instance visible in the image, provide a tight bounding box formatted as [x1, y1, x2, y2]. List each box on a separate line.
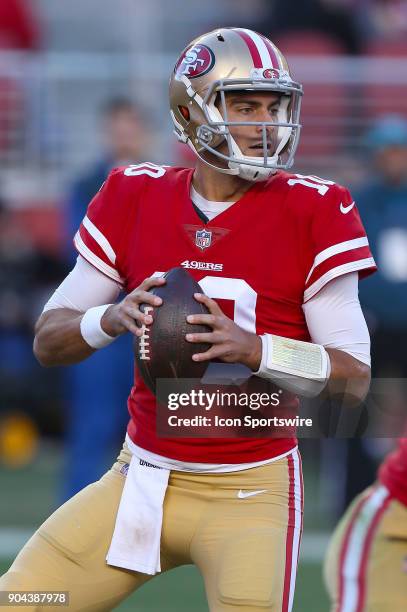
[0, 1, 406, 610]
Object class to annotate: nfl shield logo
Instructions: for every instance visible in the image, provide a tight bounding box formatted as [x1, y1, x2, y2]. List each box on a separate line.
[195, 228, 212, 250]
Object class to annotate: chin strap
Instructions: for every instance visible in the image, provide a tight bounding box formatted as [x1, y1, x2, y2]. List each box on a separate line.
[227, 137, 277, 182]
[195, 141, 275, 181]
[190, 140, 240, 176]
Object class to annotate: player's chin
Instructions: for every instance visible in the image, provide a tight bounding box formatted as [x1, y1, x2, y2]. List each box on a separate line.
[244, 147, 274, 158]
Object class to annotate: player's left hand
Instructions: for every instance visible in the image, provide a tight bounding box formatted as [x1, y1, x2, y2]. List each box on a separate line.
[186, 293, 262, 371]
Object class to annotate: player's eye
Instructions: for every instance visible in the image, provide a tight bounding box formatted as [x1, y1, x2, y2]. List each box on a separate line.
[237, 106, 254, 115]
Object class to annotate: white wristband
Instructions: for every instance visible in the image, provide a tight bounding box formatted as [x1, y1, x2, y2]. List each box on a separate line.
[254, 334, 331, 398]
[80, 304, 116, 349]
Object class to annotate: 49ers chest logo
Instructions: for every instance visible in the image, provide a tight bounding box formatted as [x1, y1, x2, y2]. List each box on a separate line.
[175, 44, 215, 79]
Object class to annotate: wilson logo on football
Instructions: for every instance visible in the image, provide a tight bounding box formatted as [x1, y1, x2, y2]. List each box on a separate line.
[175, 44, 215, 79]
[138, 306, 153, 361]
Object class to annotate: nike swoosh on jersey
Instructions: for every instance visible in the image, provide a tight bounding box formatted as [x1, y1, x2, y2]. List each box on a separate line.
[340, 201, 355, 214]
[237, 489, 268, 499]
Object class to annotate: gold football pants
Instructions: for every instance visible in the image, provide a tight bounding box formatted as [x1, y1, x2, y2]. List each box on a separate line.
[1, 444, 303, 611]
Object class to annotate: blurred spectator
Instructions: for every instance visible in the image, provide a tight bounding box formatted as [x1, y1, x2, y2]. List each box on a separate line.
[357, 115, 407, 365]
[340, 116, 407, 507]
[263, 0, 362, 54]
[0, 0, 40, 50]
[350, 0, 407, 46]
[318, 117, 407, 515]
[62, 98, 148, 500]
[0, 0, 42, 158]
[0, 197, 66, 453]
[66, 97, 150, 255]
[369, 0, 407, 40]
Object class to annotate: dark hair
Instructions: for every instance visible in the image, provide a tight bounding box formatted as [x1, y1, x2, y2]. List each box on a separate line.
[101, 97, 139, 118]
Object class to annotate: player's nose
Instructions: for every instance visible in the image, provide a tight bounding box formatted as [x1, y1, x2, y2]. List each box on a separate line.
[254, 109, 273, 132]
[254, 115, 273, 140]
[257, 106, 273, 124]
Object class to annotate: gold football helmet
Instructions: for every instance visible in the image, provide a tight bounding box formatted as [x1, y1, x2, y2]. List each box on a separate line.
[169, 27, 303, 181]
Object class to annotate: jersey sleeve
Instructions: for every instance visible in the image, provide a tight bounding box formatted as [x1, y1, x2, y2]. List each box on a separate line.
[303, 184, 377, 302]
[378, 436, 407, 507]
[73, 167, 131, 285]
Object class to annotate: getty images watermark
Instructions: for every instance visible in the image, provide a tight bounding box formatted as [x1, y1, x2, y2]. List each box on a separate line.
[155, 377, 407, 439]
[156, 380, 312, 438]
[166, 389, 312, 430]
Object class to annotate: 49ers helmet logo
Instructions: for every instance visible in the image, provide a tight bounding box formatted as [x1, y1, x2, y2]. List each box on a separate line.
[263, 68, 280, 79]
[175, 44, 215, 79]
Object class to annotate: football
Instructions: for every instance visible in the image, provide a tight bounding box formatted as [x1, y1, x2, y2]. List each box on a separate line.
[134, 267, 212, 394]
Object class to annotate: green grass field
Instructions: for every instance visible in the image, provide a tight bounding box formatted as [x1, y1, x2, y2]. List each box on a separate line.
[0, 442, 331, 611]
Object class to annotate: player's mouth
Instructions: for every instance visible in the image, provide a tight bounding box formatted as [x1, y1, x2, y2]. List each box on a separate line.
[248, 143, 273, 154]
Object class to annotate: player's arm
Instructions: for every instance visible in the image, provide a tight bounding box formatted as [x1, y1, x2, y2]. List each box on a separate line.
[187, 273, 371, 406]
[303, 272, 371, 406]
[34, 256, 164, 367]
[34, 307, 96, 366]
[323, 349, 370, 407]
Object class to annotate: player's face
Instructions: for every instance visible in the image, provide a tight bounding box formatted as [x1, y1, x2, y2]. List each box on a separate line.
[217, 91, 282, 157]
[104, 109, 147, 162]
[375, 145, 407, 185]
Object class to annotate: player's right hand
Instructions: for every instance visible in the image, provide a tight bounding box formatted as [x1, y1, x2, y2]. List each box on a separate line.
[101, 276, 166, 337]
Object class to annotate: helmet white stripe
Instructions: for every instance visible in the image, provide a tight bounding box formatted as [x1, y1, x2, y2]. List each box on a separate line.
[267, 40, 285, 71]
[240, 28, 277, 69]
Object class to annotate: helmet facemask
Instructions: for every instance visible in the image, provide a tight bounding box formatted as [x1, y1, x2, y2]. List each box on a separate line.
[194, 78, 302, 182]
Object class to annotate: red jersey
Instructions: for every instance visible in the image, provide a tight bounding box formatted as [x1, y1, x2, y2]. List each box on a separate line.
[74, 163, 376, 463]
[379, 437, 407, 507]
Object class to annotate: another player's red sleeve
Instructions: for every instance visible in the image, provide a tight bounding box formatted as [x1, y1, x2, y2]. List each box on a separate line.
[379, 437, 407, 507]
[303, 184, 377, 302]
[73, 167, 131, 285]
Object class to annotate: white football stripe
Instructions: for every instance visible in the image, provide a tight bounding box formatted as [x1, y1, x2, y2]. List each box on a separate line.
[340, 486, 390, 612]
[303, 258, 376, 302]
[271, 41, 284, 70]
[306, 237, 369, 284]
[74, 231, 123, 284]
[82, 215, 116, 265]
[241, 28, 274, 68]
[288, 449, 303, 612]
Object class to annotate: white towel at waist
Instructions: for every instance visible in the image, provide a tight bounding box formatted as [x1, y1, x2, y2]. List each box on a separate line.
[106, 455, 170, 575]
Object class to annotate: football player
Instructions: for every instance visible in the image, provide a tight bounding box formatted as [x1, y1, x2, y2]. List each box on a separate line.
[0, 28, 375, 611]
[324, 436, 407, 611]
